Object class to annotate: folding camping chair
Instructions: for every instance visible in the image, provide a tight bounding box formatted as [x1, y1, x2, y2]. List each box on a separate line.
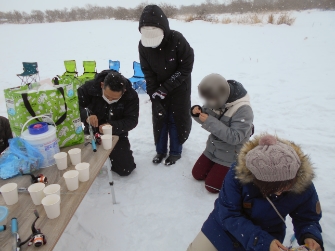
[16, 62, 40, 85]
[128, 61, 146, 93]
[78, 61, 97, 83]
[62, 60, 78, 77]
[109, 60, 120, 72]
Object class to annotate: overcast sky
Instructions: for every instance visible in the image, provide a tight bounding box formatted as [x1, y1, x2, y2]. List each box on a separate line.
[0, 0, 217, 12]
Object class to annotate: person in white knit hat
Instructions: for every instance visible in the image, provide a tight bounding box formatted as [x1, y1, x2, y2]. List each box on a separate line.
[138, 5, 194, 166]
[188, 134, 324, 251]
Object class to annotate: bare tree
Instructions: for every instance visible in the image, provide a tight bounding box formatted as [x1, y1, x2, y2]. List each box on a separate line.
[160, 3, 178, 18]
[30, 10, 44, 23]
[0, 1, 334, 25]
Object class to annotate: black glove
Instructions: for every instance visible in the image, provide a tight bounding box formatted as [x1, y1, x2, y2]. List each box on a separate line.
[152, 86, 168, 100]
[152, 100, 166, 120]
[190, 105, 202, 117]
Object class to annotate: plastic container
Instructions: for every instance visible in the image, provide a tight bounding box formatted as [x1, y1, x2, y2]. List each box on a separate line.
[0, 206, 8, 225]
[0, 183, 18, 205]
[21, 116, 60, 168]
[42, 194, 60, 219]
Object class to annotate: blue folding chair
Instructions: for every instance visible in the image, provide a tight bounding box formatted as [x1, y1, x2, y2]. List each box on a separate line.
[128, 61, 146, 93]
[133, 80, 147, 93]
[17, 62, 40, 85]
[109, 60, 120, 72]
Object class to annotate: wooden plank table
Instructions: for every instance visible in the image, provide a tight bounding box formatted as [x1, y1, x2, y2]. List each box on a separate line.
[0, 135, 119, 250]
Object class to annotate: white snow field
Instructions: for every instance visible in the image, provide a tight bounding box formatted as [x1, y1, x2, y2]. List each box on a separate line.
[0, 10, 334, 251]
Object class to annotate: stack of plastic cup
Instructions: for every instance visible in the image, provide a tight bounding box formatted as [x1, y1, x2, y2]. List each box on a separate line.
[68, 148, 81, 165]
[28, 183, 46, 205]
[43, 184, 61, 202]
[54, 152, 68, 170]
[101, 135, 113, 150]
[41, 194, 61, 219]
[0, 183, 18, 205]
[75, 163, 90, 182]
[63, 170, 79, 191]
[102, 125, 113, 135]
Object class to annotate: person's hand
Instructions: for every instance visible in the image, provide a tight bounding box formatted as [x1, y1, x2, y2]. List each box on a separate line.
[86, 115, 98, 128]
[199, 113, 209, 122]
[99, 123, 110, 134]
[192, 106, 202, 115]
[269, 239, 287, 251]
[152, 100, 166, 119]
[152, 87, 168, 100]
[305, 238, 322, 251]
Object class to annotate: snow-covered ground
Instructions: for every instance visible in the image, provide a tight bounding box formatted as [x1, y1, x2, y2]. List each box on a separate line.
[0, 10, 334, 250]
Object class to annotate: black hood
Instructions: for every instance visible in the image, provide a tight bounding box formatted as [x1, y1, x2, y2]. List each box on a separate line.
[139, 5, 170, 37]
[227, 80, 247, 103]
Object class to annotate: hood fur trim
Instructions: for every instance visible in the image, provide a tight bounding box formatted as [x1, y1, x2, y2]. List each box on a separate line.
[235, 134, 315, 194]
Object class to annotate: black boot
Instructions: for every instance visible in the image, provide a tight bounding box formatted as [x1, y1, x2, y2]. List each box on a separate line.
[153, 154, 167, 164]
[165, 155, 181, 166]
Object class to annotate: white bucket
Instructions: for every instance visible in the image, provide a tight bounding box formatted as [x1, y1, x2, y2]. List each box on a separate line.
[21, 115, 60, 168]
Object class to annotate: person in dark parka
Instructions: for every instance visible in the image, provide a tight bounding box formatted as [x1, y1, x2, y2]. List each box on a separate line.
[0, 116, 13, 154]
[188, 134, 324, 251]
[138, 5, 194, 165]
[78, 70, 139, 176]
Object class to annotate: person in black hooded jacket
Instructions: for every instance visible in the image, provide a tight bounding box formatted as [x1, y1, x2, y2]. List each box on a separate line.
[138, 5, 194, 166]
[78, 70, 139, 176]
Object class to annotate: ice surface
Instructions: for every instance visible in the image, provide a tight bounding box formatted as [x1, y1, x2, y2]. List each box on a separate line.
[0, 10, 334, 251]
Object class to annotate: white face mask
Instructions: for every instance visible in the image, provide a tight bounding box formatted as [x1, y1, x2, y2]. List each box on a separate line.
[102, 91, 122, 105]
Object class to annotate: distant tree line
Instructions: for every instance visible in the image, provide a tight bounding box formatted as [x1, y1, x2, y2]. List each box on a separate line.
[179, 0, 335, 17]
[0, 0, 334, 24]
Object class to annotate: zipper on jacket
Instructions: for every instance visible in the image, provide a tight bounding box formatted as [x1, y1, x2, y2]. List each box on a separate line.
[253, 236, 258, 246]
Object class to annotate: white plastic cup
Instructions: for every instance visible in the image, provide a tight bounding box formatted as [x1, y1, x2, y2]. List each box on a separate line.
[101, 135, 113, 150]
[63, 170, 79, 191]
[41, 194, 60, 219]
[54, 152, 68, 170]
[28, 183, 46, 205]
[0, 183, 18, 205]
[75, 163, 90, 182]
[68, 148, 81, 165]
[102, 125, 113, 135]
[43, 184, 61, 197]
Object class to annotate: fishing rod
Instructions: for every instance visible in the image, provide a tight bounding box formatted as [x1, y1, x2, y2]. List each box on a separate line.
[12, 210, 47, 250]
[205, 185, 220, 192]
[85, 108, 97, 152]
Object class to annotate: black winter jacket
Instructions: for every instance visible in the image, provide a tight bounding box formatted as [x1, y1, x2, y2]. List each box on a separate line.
[78, 70, 139, 137]
[139, 5, 194, 145]
[0, 116, 13, 154]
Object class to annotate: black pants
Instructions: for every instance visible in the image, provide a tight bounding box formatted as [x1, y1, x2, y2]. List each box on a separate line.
[109, 136, 136, 176]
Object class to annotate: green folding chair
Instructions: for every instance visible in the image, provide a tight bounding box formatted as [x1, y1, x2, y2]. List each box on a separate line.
[17, 62, 40, 85]
[78, 61, 97, 83]
[62, 60, 78, 77]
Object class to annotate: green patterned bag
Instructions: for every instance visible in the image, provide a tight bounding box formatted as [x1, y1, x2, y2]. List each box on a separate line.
[4, 79, 84, 148]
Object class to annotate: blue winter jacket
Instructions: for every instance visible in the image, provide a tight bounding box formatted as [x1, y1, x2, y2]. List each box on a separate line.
[201, 137, 324, 251]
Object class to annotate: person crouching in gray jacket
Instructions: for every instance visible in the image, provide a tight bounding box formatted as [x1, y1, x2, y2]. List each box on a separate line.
[191, 74, 254, 193]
